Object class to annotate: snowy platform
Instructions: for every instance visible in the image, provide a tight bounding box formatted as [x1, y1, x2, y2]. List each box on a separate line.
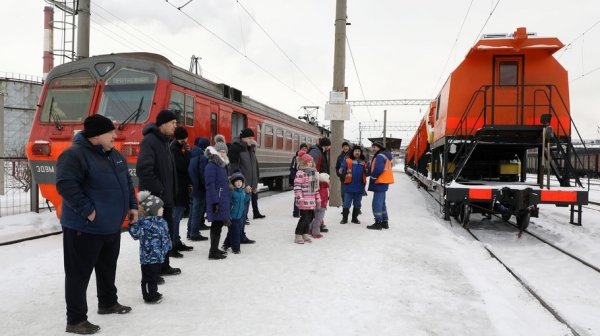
[1, 169, 599, 335]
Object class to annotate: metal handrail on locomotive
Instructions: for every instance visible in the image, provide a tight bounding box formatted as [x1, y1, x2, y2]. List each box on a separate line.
[26, 52, 328, 220]
[404, 27, 589, 230]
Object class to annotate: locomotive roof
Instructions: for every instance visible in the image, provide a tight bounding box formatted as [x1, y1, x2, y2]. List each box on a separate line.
[45, 52, 321, 134]
[468, 27, 564, 57]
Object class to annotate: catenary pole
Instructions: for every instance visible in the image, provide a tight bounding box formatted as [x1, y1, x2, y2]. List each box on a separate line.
[325, 0, 349, 207]
[76, 0, 90, 59]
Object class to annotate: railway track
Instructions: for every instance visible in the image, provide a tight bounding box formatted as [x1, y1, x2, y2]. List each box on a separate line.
[415, 178, 600, 336]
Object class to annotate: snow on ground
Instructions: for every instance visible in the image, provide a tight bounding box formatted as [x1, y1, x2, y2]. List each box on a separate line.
[1, 169, 598, 335]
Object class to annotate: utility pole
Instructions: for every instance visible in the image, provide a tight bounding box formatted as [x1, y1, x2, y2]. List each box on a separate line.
[383, 109, 387, 147]
[324, 0, 349, 207]
[76, 0, 90, 59]
[359, 122, 362, 146]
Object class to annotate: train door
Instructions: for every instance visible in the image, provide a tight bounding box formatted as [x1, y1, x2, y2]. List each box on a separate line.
[231, 112, 247, 140]
[491, 55, 524, 125]
[210, 112, 218, 144]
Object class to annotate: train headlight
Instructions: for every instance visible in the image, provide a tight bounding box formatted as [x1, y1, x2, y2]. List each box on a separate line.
[122, 142, 140, 157]
[31, 141, 51, 156]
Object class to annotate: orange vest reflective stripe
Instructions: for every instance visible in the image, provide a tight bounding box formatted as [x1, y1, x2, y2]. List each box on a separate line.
[344, 158, 367, 185]
[372, 154, 394, 184]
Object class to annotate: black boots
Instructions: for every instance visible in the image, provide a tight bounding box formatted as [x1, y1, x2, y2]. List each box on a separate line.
[141, 281, 163, 304]
[209, 233, 226, 260]
[66, 320, 100, 334]
[381, 220, 389, 229]
[340, 208, 349, 224]
[351, 208, 361, 224]
[367, 221, 383, 230]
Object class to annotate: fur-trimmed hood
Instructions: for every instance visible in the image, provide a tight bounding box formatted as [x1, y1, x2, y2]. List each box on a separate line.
[205, 146, 229, 167]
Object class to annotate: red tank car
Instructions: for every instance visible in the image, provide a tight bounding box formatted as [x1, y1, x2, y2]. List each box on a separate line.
[405, 28, 590, 229]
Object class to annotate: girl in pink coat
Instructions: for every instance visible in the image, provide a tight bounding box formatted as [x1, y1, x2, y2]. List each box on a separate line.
[293, 150, 321, 244]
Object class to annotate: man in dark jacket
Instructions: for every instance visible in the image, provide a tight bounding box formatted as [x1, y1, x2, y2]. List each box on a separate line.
[187, 137, 210, 240]
[335, 141, 351, 198]
[228, 128, 260, 244]
[136, 109, 181, 276]
[57, 115, 137, 335]
[169, 126, 194, 257]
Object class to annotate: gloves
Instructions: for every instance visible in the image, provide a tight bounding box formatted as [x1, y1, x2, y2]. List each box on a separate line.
[212, 204, 220, 213]
[224, 219, 232, 227]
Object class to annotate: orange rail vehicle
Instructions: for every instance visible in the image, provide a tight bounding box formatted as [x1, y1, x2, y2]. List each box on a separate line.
[26, 52, 328, 222]
[405, 28, 589, 229]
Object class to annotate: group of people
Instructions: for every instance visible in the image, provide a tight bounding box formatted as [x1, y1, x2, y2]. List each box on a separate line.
[56, 111, 264, 334]
[290, 137, 395, 244]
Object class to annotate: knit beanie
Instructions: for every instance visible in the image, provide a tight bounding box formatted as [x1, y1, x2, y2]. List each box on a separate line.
[342, 141, 350, 148]
[371, 141, 385, 150]
[297, 150, 313, 164]
[174, 126, 188, 140]
[240, 128, 255, 138]
[319, 172, 330, 183]
[195, 137, 210, 150]
[138, 190, 164, 217]
[214, 134, 228, 153]
[156, 110, 177, 127]
[319, 137, 332, 147]
[82, 115, 115, 138]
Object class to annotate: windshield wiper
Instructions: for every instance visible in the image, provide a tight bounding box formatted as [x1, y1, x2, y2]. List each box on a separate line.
[48, 96, 63, 131]
[118, 96, 144, 131]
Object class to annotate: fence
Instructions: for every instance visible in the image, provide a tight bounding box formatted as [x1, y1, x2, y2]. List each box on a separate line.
[0, 157, 50, 217]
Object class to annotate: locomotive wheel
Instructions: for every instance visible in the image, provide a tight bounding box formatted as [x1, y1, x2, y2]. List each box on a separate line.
[516, 212, 530, 231]
[459, 203, 471, 228]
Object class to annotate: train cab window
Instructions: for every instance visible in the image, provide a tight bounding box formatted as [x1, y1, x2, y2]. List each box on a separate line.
[231, 112, 247, 139]
[276, 128, 284, 150]
[435, 95, 441, 120]
[40, 70, 96, 123]
[98, 68, 156, 123]
[285, 131, 292, 151]
[301, 135, 307, 144]
[499, 62, 518, 86]
[169, 90, 185, 122]
[307, 137, 312, 145]
[264, 125, 274, 149]
[185, 94, 194, 126]
[293, 134, 299, 150]
[211, 113, 218, 142]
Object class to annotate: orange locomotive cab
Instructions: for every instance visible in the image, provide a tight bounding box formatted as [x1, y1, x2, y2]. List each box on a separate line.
[406, 28, 589, 228]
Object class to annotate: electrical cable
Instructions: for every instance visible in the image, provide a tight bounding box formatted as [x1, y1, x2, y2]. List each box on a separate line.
[346, 35, 370, 121]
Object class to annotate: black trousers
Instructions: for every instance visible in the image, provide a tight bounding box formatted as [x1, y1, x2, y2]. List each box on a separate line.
[141, 263, 162, 300]
[251, 192, 261, 216]
[63, 227, 121, 325]
[162, 206, 174, 270]
[209, 220, 225, 253]
[295, 210, 314, 235]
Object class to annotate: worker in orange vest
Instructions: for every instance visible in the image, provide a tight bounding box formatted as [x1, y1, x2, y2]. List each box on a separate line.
[367, 141, 394, 230]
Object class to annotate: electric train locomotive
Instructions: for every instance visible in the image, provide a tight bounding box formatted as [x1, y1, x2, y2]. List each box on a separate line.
[405, 27, 589, 229]
[26, 52, 328, 219]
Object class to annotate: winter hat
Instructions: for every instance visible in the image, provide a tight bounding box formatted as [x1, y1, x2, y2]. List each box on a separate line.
[156, 109, 177, 127]
[174, 126, 188, 140]
[352, 145, 363, 155]
[194, 137, 210, 150]
[240, 128, 255, 138]
[371, 141, 385, 150]
[82, 114, 115, 138]
[342, 141, 350, 148]
[319, 137, 332, 147]
[297, 150, 313, 164]
[299, 143, 308, 151]
[319, 172, 330, 183]
[230, 171, 246, 184]
[138, 190, 164, 217]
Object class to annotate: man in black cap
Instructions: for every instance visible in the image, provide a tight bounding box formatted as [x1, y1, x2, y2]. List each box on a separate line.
[57, 114, 137, 335]
[228, 127, 259, 244]
[169, 126, 194, 257]
[367, 141, 394, 230]
[137, 109, 182, 275]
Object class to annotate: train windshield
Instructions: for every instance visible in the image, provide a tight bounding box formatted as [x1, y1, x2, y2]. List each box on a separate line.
[97, 68, 156, 123]
[39, 71, 95, 123]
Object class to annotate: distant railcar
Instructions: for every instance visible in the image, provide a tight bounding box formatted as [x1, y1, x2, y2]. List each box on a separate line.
[405, 27, 589, 229]
[26, 52, 328, 221]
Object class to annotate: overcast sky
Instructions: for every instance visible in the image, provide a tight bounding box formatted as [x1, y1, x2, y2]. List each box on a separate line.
[2, 0, 599, 141]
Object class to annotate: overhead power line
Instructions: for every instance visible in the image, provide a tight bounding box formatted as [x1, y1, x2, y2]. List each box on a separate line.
[163, 0, 318, 106]
[472, 0, 502, 46]
[557, 18, 600, 59]
[346, 35, 370, 121]
[347, 99, 431, 106]
[235, 0, 327, 99]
